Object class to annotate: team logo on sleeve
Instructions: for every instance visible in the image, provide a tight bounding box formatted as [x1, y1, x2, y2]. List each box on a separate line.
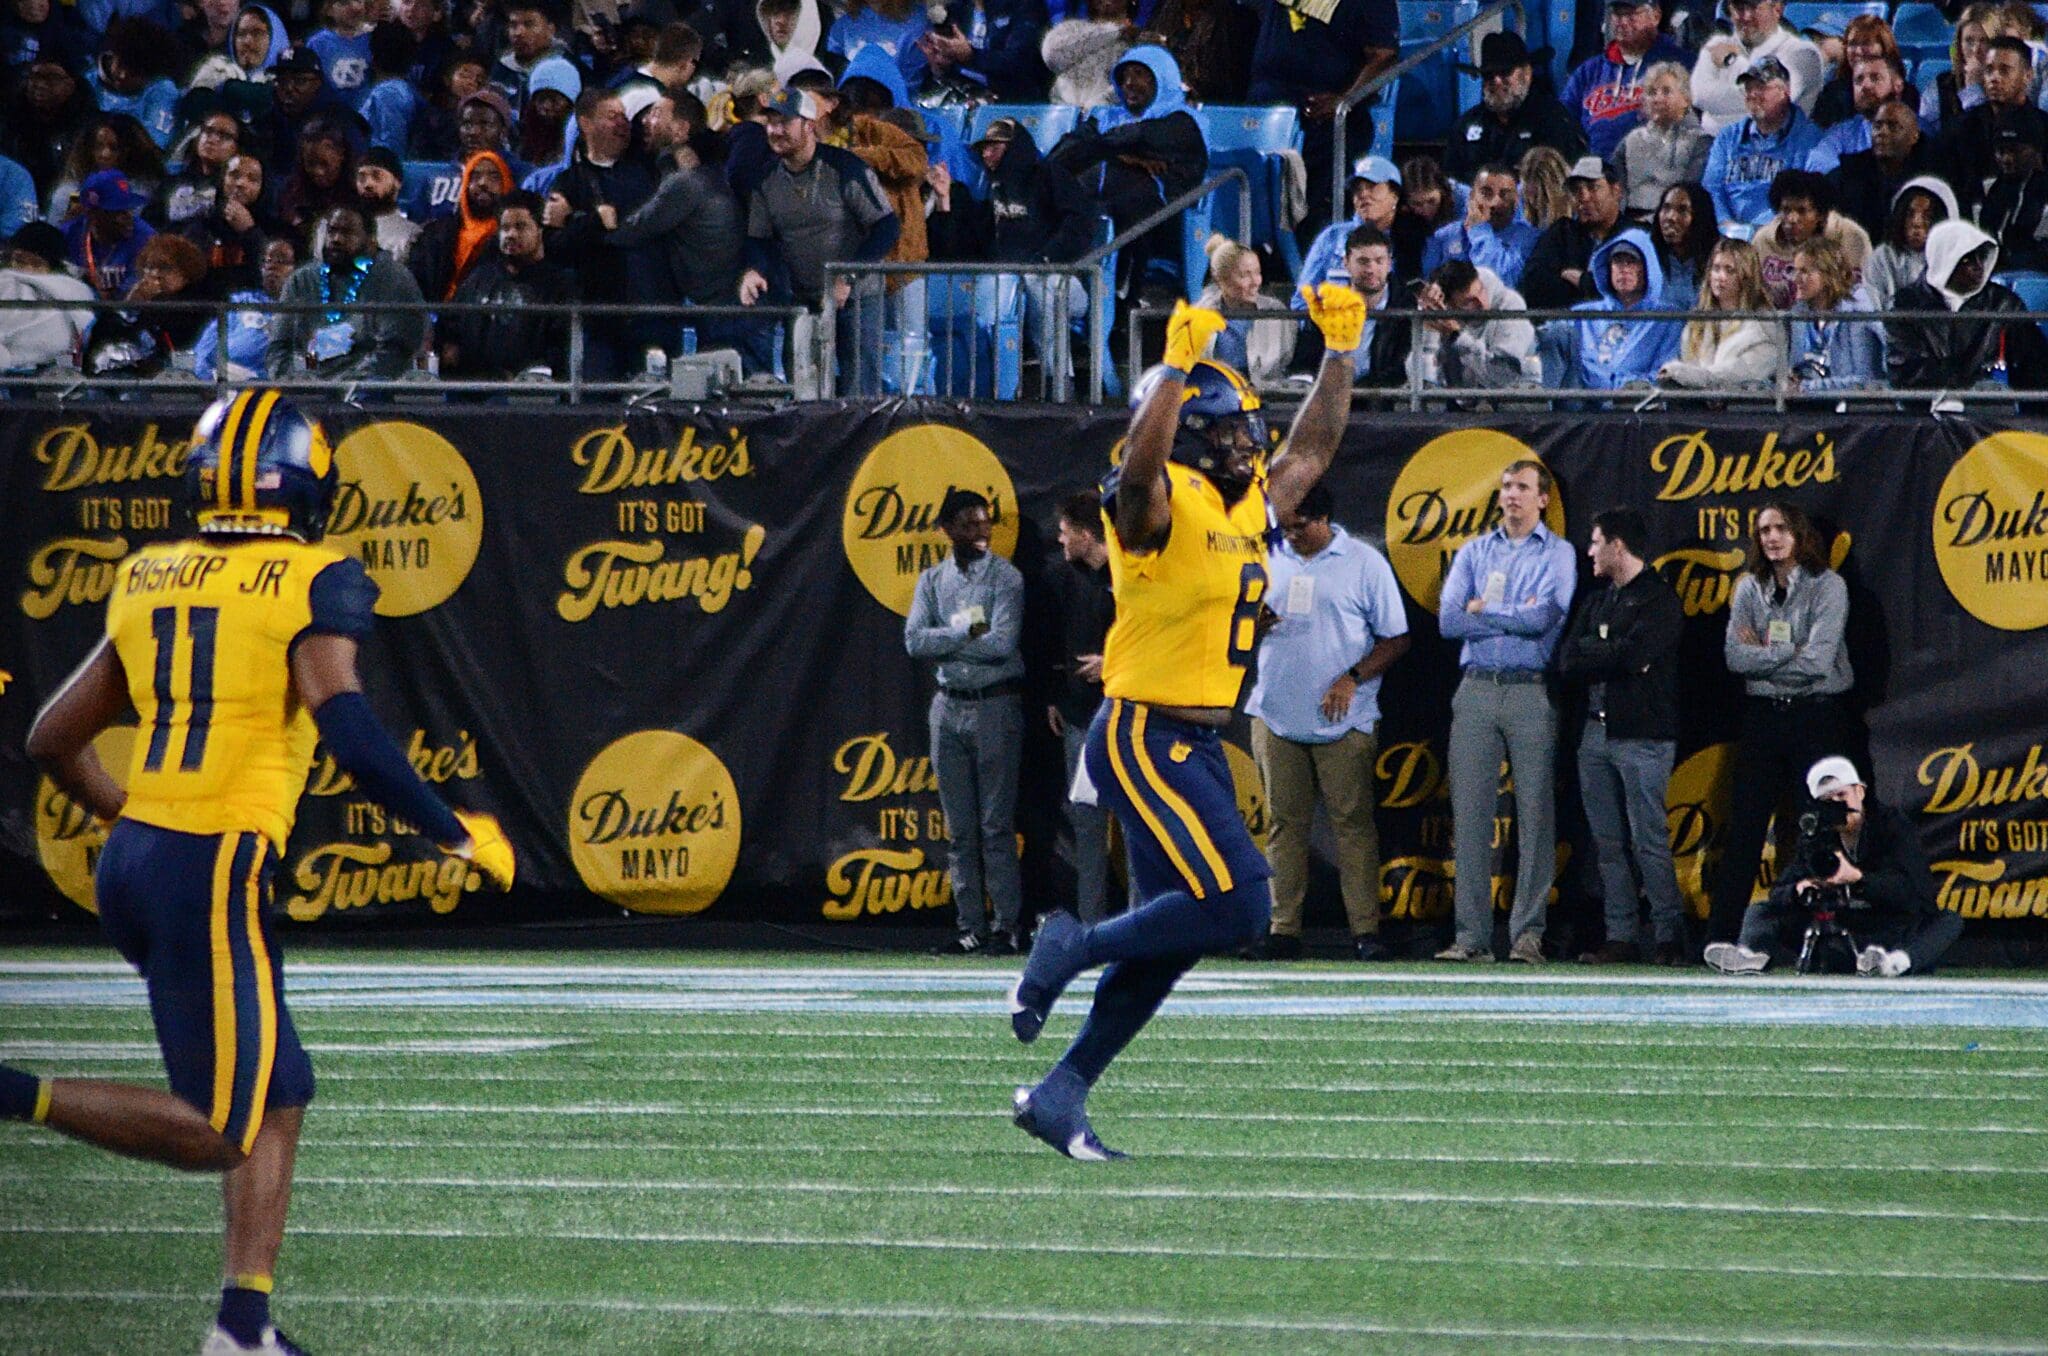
[326, 422, 484, 616]
[841, 425, 1018, 615]
[568, 730, 742, 914]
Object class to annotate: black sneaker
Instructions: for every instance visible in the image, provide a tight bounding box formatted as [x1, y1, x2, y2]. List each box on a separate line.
[986, 932, 1023, 957]
[1249, 932, 1304, 961]
[1352, 934, 1388, 962]
[931, 931, 988, 956]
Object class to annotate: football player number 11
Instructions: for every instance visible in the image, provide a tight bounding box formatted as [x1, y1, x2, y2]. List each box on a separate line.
[143, 604, 220, 774]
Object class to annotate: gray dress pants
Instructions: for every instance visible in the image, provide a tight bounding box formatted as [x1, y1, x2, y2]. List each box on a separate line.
[1448, 674, 1558, 950]
[931, 691, 1023, 937]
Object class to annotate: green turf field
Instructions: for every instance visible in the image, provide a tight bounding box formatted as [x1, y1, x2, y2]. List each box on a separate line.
[2, 951, 2045, 1354]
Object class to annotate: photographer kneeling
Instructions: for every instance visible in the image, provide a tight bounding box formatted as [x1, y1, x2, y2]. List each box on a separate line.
[1705, 757, 1964, 977]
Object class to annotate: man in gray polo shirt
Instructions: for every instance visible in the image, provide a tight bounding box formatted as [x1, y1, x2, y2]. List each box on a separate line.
[906, 491, 1028, 955]
[738, 86, 899, 394]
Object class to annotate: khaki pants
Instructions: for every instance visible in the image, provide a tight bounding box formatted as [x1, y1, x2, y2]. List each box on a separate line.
[1251, 719, 1383, 938]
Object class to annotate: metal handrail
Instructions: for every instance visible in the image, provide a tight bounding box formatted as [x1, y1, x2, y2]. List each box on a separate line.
[1333, 0, 1527, 219]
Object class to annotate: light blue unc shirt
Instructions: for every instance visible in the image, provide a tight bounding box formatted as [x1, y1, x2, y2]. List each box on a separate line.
[1437, 521, 1577, 672]
[1248, 527, 1409, 743]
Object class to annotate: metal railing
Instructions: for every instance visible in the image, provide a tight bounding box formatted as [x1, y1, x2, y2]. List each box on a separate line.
[1125, 302, 2048, 412]
[823, 167, 1252, 403]
[1334, 0, 1527, 220]
[0, 296, 810, 403]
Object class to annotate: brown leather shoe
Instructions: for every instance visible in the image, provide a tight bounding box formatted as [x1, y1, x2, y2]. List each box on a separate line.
[1577, 940, 1640, 964]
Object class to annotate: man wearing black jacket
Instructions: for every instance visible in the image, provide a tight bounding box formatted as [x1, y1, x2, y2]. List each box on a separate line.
[1044, 491, 1120, 923]
[440, 191, 575, 380]
[1555, 508, 1686, 965]
[542, 86, 663, 378]
[1886, 219, 2048, 391]
[1444, 31, 1586, 185]
[1708, 756, 1964, 976]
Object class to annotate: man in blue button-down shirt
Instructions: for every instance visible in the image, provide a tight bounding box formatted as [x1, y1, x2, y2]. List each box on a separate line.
[1247, 485, 1410, 960]
[1421, 163, 1541, 290]
[1435, 460, 1576, 964]
[906, 490, 1028, 955]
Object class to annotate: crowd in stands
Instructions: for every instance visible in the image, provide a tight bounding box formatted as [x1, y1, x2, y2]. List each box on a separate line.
[0, 0, 2046, 395]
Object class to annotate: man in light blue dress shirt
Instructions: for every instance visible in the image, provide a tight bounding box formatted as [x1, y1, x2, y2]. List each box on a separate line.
[905, 490, 1028, 955]
[1435, 460, 1576, 963]
[1246, 485, 1411, 960]
[1421, 163, 1541, 290]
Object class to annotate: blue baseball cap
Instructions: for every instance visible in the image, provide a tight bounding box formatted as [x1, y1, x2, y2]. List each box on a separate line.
[80, 169, 147, 212]
[1349, 155, 1402, 186]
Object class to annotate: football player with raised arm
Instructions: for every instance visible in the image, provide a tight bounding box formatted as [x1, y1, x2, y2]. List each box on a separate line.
[0, 390, 515, 1354]
[1008, 285, 1366, 1159]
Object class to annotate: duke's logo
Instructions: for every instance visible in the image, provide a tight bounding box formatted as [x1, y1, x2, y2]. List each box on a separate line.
[1666, 742, 1735, 918]
[1933, 432, 2048, 631]
[34, 727, 135, 914]
[568, 731, 742, 915]
[326, 422, 483, 617]
[1385, 430, 1566, 611]
[841, 425, 1018, 615]
[34, 421, 191, 492]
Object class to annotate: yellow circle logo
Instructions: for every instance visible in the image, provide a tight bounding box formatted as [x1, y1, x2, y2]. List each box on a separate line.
[327, 422, 484, 616]
[1222, 740, 1270, 851]
[1385, 430, 1566, 611]
[841, 425, 1019, 616]
[34, 726, 135, 914]
[1933, 431, 2048, 631]
[1665, 742, 1735, 920]
[568, 730, 742, 915]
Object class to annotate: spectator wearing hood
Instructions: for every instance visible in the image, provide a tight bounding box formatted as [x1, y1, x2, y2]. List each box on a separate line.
[1887, 218, 2048, 389]
[1444, 32, 1586, 185]
[64, 167, 156, 296]
[1827, 96, 1939, 241]
[491, 0, 575, 106]
[0, 222, 95, 372]
[441, 189, 575, 379]
[306, 0, 375, 112]
[410, 148, 510, 300]
[360, 21, 423, 156]
[1048, 44, 1206, 253]
[89, 17, 179, 147]
[1, 0, 94, 81]
[1864, 175, 1953, 311]
[518, 54, 583, 169]
[1410, 258, 1540, 391]
[918, 0, 1049, 102]
[746, 0, 824, 73]
[1540, 227, 1681, 390]
[1246, 0, 1397, 239]
[1561, 0, 1693, 162]
[1042, 0, 1130, 107]
[1522, 155, 1627, 310]
[183, 3, 291, 133]
[1703, 56, 1821, 228]
[1689, 0, 1823, 134]
[542, 85, 663, 376]
[1657, 237, 1783, 388]
[827, 0, 930, 92]
[1612, 61, 1710, 219]
[1752, 169, 1868, 308]
[835, 44, 979, 199]
[1975, 107, 2048, 272]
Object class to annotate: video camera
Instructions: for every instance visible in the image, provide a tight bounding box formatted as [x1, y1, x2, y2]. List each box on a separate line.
[1791, 797, 1862, 973]
[1795, 797, 1852, 883]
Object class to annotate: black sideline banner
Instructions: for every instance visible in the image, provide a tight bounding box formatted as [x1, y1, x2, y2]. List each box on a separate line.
[3, 403, 2046, 946]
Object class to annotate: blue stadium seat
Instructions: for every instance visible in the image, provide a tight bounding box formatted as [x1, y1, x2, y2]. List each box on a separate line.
[399, 160, 461, 221]
[1889, 3, 1953, 55]
[921, 103, 969, 145]
[1197, 107, 1302, 275]
[968, 103, 1082, 150]
[1195, 105, 1301, 155]
[1541, 0, 1573, 87]
[1996, 271, 2048, 345]
[1397, 0, 1461, 142]
[1913, 57, 1950, 98]
[1783, 1, 1885, 34]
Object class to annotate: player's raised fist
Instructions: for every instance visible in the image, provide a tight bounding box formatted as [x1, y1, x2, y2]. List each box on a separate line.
[1300, 283, 1366, 355]
[1163, 300, 1228, 374]
[448, 810, 516, 891]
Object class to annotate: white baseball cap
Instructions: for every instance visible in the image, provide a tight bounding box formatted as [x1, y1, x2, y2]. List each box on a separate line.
[1806, 756, 1863, 798]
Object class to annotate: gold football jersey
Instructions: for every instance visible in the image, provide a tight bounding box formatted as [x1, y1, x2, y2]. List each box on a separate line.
[106, 537, 375, 850]
[1100, 466, 1272, 709]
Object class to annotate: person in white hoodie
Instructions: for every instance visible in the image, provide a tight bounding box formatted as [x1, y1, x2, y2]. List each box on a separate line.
[1863, 174, 1955, 312]
[1410, 258, 1540, 391]
[0, 223, 95, 374]
[1658, 237, 1785, 387]
[1689, 0, 1824, 133]
[1886, 216, 2048, 389]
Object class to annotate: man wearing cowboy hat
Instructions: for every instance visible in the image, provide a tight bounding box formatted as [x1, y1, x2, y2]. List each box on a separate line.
[1445, 30, 1586, 184]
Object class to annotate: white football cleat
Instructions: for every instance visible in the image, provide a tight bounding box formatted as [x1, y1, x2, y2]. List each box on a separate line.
[201, 1324, 308, 1355]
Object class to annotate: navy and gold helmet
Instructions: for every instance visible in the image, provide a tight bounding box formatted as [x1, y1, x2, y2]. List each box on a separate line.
[185, 389, 337, 541]
[1131, 357, 1271, 486]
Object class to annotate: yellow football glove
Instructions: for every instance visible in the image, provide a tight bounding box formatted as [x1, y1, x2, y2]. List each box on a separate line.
[447, 810, 516, 891]
[1300, 283, 1367, 355]
[1162, 299, 1228, 373]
